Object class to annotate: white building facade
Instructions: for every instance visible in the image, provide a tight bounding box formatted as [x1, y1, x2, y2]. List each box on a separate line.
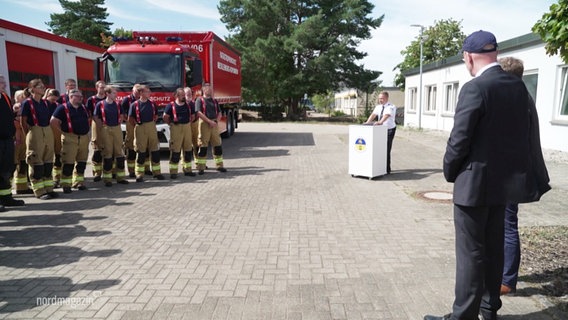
[0, 19, 103, 98]
[404, 33, 568, 152]
[334, 88, 360, 116]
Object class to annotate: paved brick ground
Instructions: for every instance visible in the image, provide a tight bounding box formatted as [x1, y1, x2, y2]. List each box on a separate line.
[0, 122, 566, 319]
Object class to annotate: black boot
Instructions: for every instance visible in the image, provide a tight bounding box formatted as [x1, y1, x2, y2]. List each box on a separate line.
[0, 195, 25, 207]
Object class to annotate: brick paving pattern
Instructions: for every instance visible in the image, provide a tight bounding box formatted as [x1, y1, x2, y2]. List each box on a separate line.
[0, 122, 566, 319]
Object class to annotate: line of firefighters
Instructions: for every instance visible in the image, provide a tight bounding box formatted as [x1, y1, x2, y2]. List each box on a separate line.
[0, 76, 227, 211]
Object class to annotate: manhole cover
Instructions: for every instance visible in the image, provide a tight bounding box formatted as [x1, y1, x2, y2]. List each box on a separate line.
[415, 191, 453, 203]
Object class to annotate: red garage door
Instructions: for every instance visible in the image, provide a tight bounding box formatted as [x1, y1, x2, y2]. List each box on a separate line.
[6, 42, 54, 93]
[76, 57, 95, 98]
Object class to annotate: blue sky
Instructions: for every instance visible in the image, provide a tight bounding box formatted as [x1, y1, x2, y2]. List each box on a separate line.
[1, 0, 557, 86]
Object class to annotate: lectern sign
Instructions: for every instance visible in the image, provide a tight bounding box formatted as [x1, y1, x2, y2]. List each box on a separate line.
[354, 138, 367, 152]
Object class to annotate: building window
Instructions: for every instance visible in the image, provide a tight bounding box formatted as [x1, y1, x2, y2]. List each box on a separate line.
[522, 71, 538, 103]
[443, 82, 459, 114]
[425, 85, 437, 112]
[559, 67, 568, 117]
[408, 87, 417, 111]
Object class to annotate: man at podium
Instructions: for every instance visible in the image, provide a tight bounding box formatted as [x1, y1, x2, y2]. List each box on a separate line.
[364, 91, 397, 174]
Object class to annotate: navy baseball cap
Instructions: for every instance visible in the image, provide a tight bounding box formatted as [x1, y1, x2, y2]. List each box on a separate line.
[462, 30, 498, 53]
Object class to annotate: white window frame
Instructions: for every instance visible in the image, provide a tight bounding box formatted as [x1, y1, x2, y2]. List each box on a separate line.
[556, 66, 568, 121]
[407, 87, 417, 112]
[425, 85, 437, 113]
[443, 82, 459, 114]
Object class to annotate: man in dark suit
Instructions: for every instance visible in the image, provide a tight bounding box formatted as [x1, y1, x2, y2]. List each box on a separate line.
[424, 30, 550, 320]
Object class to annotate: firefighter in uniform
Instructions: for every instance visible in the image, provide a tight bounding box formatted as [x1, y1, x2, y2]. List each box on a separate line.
[44, 88, 61, 187]
[86, 80, 106, 181]
[186, 87, 200, 168]
[57, 78, 76, 104]
[50, 89, 91, 193]
[121, 84, 140, 178]
[93, 85, 129, 187]
[163, 88, 195, 179]
[12, 89, 33, 194]
[20, 79, 57, 200]
[195, 84, 227, 174]
[0, 75, 25, 211]
[128, 85, 164, 182]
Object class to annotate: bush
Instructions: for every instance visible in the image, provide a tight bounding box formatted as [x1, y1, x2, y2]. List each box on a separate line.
[259, 105, 285, 121]
[331, 110, 347, 117]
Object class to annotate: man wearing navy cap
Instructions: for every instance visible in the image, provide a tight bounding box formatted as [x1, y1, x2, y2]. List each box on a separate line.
[424, 30, 550, 320]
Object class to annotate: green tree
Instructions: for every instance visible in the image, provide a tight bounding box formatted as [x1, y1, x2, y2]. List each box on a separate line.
[219, 0, 383, 119]
[47, 0, 112, 47]
[533, 0, 568, 63]
[393, 18, 465, 88]
[100, 28, 134, 48]
[311, 91, 334, 112]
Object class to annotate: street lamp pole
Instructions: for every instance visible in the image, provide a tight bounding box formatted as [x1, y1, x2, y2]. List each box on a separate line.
[411, 24, 424, 129]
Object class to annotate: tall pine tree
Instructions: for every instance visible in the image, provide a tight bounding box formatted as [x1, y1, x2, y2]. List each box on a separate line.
[47, 0, 112, 47]
[219, 0, 383, 117]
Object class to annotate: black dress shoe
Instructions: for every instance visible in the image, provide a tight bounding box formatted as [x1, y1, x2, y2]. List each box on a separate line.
[479, 310, 497, 320]
[39, 193, 53, 200]
[1, 197, 25, 207]
[424, 314, 451, 320]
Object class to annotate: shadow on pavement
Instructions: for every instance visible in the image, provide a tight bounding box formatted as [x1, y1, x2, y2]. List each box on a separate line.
[9, 198, 131, 212]
[500, 304, 568, 319]
[0, 213, 106, 227]
[228, 148, 290, 159]
[0, 225, 110, 247]
[0, 246, 121, 269]
[378, 168, 443, 181]
[193, 166, 289, 179]
[0, 277, 121, 313]
[227, 132, 315, 148]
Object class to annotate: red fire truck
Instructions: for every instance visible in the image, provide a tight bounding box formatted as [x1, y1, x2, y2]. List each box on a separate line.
[95, 31, 241, 149]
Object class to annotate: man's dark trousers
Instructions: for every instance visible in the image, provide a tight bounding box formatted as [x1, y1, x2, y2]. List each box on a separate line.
[502, 203, 520, 288]
[0, 138, 15, 192]
[386, 127, 396, 174]
[452, 204, 505, 320]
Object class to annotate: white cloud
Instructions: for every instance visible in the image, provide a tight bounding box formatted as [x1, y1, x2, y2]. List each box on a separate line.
[142, 0, 220, 20]
[4, 0, 62, 13]
[106, 4, 147, 22]
[360, 0, 555, 86]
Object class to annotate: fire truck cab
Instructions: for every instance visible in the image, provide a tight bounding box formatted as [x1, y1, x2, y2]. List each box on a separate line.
[95, 31, 241, 149]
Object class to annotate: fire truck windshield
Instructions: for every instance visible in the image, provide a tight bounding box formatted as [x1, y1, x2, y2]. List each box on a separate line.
[105, 53, 181, 90]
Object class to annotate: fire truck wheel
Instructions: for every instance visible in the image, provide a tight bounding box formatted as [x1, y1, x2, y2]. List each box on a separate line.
[228, 113, 235, 136]
[222, 112, 234, 139]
